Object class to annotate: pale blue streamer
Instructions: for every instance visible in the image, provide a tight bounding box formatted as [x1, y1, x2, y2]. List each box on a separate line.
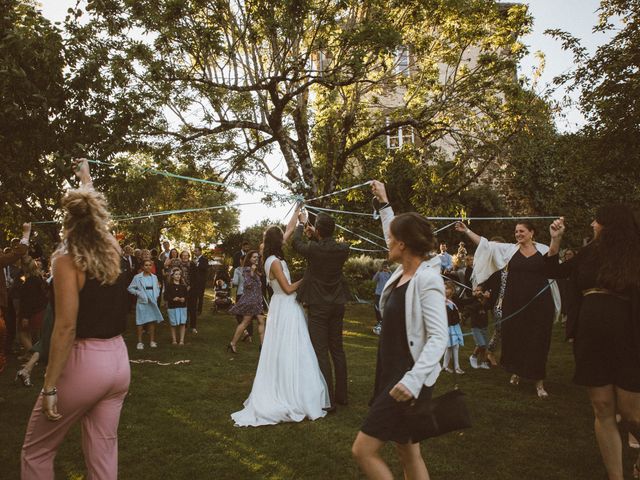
[305, 207, 388, 250]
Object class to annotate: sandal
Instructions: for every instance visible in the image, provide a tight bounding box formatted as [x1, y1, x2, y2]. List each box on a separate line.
[15, 369, 32, 387]
[536, 385, 549, 399]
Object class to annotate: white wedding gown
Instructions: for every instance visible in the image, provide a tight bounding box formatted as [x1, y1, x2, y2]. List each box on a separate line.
[231, 255, 330, 426]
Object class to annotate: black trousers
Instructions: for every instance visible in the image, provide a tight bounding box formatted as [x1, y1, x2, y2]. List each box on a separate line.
[373, 294, 382, 325]
[194, 283, 206, 315]
[308, 303, 348, 405]
[187, 290, 198, 329]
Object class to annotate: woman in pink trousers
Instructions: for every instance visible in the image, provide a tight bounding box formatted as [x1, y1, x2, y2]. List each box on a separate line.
[21, 158, 130, 479]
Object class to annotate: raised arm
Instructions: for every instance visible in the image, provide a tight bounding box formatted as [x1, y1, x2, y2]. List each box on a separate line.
[548, 217, 565, 257]
[0, 223, 30, 267]
[291, 212, 312, 257]
[74, 158, 93, 188]
[269, 258, 302, 295]
[370, 180, 395, 248]
[454, 222, 482, 246]
[283, 203, 302, 243]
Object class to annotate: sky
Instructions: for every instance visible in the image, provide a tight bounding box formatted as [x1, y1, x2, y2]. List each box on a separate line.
[38, 0, 617, 229]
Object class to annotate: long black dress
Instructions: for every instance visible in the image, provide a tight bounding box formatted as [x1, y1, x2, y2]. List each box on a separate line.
[544, 247, 640, 391]
[361, 281, 433, 444]
[500, 251, 555, 380]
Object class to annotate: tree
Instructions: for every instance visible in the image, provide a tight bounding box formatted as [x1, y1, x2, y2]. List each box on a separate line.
[0, 1, 240, 250]
[66, 0, 534, 202]
[0, 0, 66, 244]
[546, 0, 640, 207]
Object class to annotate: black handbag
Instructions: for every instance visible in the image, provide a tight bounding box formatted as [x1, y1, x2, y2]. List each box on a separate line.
[405, 389, 472, 440]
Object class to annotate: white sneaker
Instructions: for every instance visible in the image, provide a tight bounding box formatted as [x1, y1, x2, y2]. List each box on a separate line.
[469, 355, 479, 369]
[372, 324, 381, 335]
[136, 342, 144, 350]
[150, 341, 158, 348]
[479, 362, 491, 369]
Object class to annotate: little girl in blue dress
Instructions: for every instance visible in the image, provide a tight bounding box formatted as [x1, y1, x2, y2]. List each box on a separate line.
[128, 259, 164, 350]
[442, 281, 465, 374]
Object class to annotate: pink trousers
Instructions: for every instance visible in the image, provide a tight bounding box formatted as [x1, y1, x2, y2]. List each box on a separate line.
[21, 335, 130, 479]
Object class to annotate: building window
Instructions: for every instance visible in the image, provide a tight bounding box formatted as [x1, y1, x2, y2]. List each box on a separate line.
[395, 47, 410, 76]
[386, 125, 414, 150]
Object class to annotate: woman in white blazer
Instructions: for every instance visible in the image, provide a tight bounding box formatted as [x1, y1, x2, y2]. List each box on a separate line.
[352, 181, 448, 480]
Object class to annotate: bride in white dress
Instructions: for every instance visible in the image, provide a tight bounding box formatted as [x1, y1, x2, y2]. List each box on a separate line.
[231, 211, 331, 427]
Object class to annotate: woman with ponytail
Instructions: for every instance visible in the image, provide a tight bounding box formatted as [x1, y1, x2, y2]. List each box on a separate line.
[545, 206, 640, 480]
[21, 159, 130, 480]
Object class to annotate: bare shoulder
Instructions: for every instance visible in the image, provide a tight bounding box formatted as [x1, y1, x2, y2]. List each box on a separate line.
[51, 252, 75, 271]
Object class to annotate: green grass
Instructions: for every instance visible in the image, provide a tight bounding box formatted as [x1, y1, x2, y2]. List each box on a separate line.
[0, 291, 634, 479]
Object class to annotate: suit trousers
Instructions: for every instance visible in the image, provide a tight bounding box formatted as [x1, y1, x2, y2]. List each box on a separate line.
[21, 336, 130, 480]
[307, 303, 347, 405]
[194, 283, 206, 315]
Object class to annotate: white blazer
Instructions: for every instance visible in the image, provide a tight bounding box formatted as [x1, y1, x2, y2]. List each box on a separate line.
[128, 272, 160, 304]
[379, 207, 449, 398]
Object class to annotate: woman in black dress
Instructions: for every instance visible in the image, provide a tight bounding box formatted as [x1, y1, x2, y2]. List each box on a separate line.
[351, 181, 448, 480]
[545, 207, 640, 480]
[455, 221, 557, 398]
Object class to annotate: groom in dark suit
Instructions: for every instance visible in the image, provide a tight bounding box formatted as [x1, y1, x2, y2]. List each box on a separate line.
[293, 211, 350, 410]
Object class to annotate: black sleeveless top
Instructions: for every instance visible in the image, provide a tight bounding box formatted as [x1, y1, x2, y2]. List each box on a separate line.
[76, 273, 128, 339]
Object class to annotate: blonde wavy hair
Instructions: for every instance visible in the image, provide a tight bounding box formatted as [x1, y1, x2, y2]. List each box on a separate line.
[56, 186, 121, 284]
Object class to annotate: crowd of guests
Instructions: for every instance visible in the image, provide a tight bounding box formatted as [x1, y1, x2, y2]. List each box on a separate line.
[121, 242, 208, 348]
[3, 160, 639, 480]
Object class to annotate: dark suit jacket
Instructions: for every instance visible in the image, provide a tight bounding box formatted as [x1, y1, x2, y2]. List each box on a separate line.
[1, 243, 28, 309]
[191, 255, 209, 289]
[120, 255, 135, 281]
[292, 226, 350, 305]
[232, 250, 246, 269]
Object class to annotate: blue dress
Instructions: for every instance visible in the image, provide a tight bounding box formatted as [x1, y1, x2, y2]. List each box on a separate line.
[129, 273, 164, 326]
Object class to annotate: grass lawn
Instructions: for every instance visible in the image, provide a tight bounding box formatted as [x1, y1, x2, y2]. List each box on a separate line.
[0, 291, 634, 479]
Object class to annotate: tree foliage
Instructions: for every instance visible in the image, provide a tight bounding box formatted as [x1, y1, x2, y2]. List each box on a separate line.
[68, 0, 534, 202]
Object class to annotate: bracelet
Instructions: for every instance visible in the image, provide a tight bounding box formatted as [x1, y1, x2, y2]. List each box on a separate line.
[41, 387, 57, 396]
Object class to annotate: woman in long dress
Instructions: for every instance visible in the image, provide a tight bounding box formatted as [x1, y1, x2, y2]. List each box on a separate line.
[231, 207, 330, 427]
[455, 221, 560, 398]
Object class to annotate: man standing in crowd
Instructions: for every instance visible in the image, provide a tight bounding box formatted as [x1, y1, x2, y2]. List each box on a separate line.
[439, 241, 453, 273]
[1, 223, 31, 373]
[3, 246, 22, 354]
[293, 211, 350, 412]
[192, 246, 209, 317]
[233, 241, 250, 269]
[160, 240, 171, 262]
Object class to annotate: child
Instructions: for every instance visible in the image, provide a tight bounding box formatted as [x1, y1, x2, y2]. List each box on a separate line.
[128, 259, 164, 349]
[443, 281, 465, 374]
[371, 262, 391, 335]
[467, 285, 491, 369]
[165, 268, 188, 345]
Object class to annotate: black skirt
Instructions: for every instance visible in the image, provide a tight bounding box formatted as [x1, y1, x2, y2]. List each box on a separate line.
[361, 382, 434, 444]
[574, 293, 640, 392]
